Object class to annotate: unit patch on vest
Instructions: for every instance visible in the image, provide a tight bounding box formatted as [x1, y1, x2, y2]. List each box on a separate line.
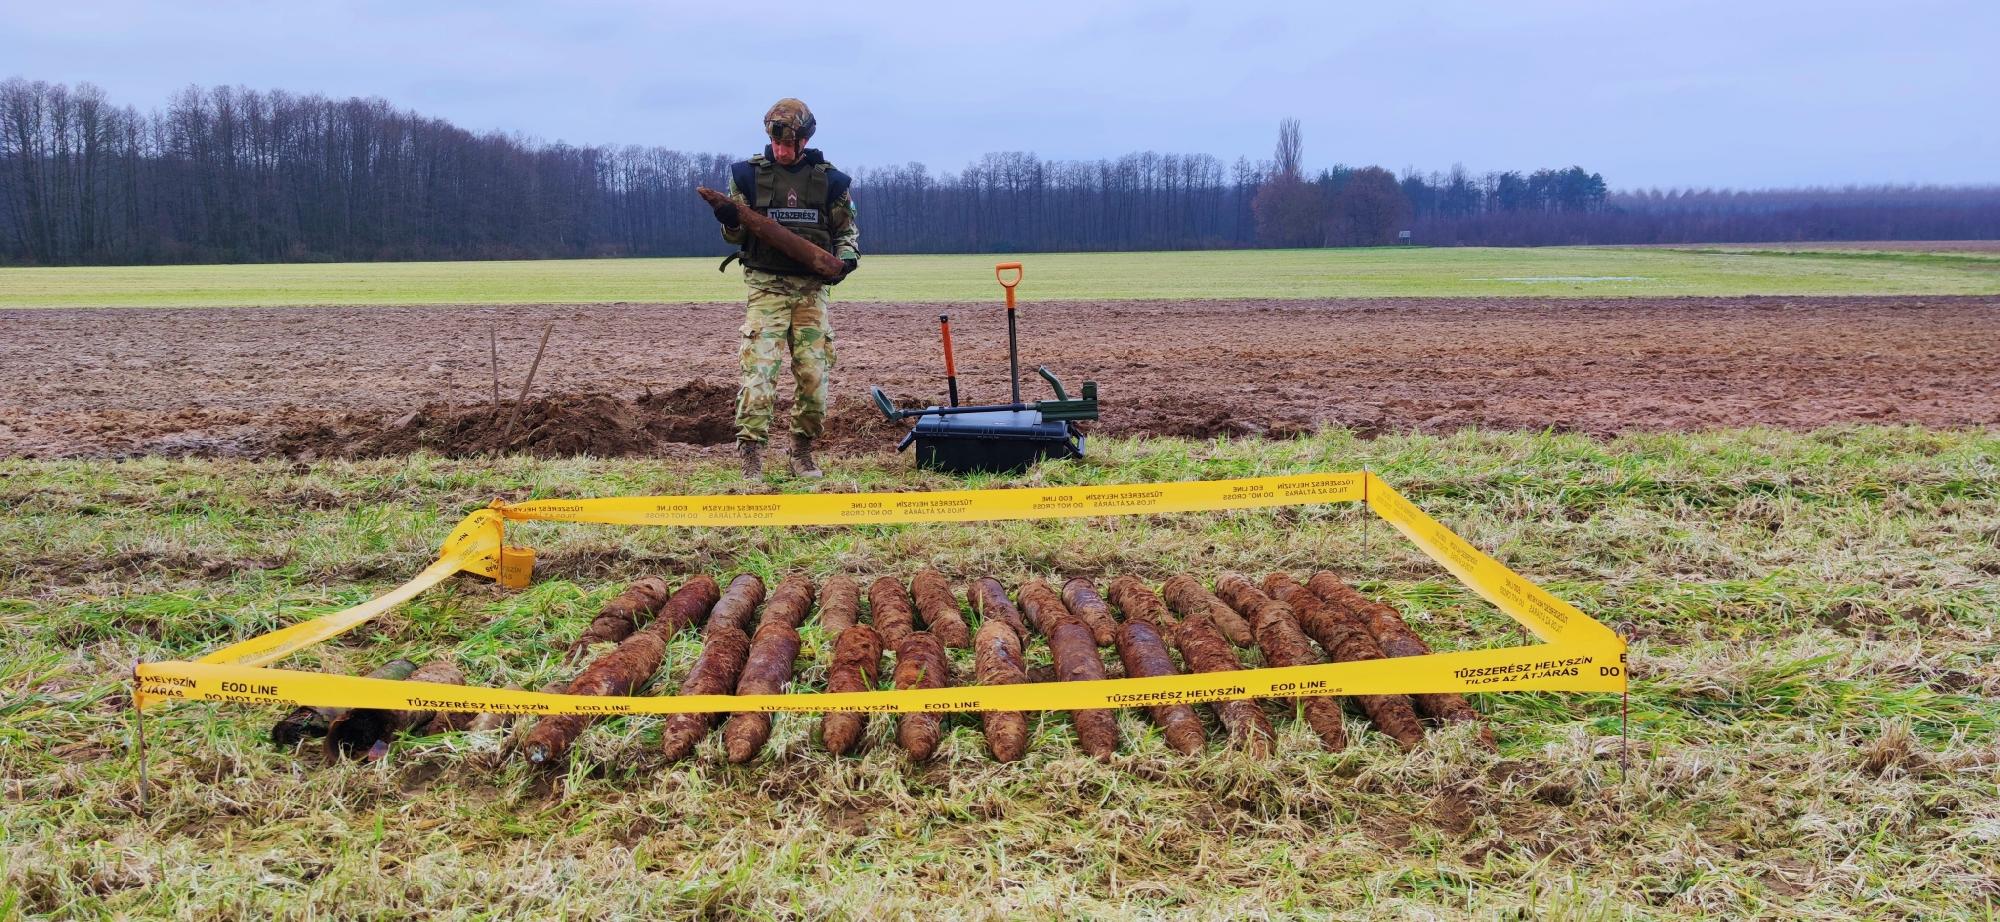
[768, 208, 821, 224]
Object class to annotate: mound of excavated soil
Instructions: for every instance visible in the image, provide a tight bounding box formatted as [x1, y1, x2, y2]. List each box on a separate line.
[269, 381, 917, 460]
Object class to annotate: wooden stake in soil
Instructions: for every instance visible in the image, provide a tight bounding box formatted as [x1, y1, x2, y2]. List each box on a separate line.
[1263, 573, 1425, 750]
[1019, 578, 1119, 760]
[911, 569, 972, 648]
[1215, 573, 1349, 751]
[722, 574, 816, 762]
[661, 575, 766, 760]
[1361, 464, 1372, 557]
[521, 576, 720, 765]
[892, 631, 952, 761]
[499, 322, 553, 448]
[1305, 571, 1494, 749]
[488, 321, 501, 417]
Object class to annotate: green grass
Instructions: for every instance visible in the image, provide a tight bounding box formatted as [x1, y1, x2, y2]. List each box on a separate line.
[1669, 245, 2000, 270]
[4, 427, 1997, 918]
[4, 246, 1997, 308]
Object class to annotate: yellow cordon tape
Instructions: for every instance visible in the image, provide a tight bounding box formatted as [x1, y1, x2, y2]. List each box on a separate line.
[137, 473, 1627, 716]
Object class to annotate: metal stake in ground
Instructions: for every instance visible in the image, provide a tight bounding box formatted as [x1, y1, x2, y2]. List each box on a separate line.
[499, 322, 554, 448]
[1617, 619, 1632, 785]
[129, 660, 149, 817]
[1361, 465, 1372, 557]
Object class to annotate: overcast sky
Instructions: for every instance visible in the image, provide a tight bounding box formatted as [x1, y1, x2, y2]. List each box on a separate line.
[5, 0, 1995, 189]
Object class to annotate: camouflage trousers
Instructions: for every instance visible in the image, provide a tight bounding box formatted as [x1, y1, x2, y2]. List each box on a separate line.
[735, 281, 835, 444]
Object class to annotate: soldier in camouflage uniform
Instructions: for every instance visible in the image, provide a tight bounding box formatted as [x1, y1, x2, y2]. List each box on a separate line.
[712, 98, 860, 479]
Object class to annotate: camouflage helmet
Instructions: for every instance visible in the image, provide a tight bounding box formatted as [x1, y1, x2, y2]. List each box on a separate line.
[763, 98, 816, 143]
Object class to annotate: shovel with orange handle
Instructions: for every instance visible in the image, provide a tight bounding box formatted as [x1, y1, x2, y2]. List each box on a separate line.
[995, 262, 1024, 403]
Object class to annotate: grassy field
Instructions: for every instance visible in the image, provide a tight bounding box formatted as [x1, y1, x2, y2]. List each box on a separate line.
[5, 428, 1996, 918]
[3, 245, 1997, 308]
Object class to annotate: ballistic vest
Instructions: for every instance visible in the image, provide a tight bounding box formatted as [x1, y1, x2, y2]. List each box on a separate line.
[733, 153, 845, 276]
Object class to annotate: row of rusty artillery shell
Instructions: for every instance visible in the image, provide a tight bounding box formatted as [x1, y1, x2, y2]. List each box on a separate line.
[276, 569, 1493, 764]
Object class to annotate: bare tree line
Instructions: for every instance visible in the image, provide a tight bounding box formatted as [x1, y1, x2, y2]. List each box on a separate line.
[2, 79, 1995, 266]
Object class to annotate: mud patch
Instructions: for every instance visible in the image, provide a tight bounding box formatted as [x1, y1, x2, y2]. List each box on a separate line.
[265, 381, 917, 460]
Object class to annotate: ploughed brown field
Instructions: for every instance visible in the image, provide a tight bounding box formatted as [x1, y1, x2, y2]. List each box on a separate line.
[3, 294, 1995, 459]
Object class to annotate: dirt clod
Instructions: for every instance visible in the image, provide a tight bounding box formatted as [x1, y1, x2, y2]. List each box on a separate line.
[281, 383, 737, 460]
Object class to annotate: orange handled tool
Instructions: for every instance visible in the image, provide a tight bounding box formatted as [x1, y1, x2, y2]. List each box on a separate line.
[939, 314, 960, 407]
[995, 262, 1023, 311]
[995, 262, 1025, 402]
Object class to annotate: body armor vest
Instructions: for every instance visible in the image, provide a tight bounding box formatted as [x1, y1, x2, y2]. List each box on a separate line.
[739, 154, 836, 276]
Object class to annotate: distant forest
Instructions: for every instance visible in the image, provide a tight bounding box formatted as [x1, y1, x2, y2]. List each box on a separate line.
[4, 79, 1997, 265]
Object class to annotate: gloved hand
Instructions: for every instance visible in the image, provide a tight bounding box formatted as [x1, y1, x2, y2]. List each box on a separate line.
[825, 257, 858, 285]
[712, 200, 740, 228]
